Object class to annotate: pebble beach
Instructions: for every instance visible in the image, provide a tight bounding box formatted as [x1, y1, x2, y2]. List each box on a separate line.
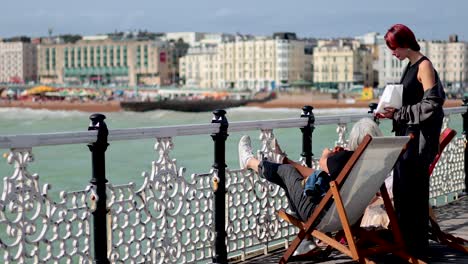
[0, 93, 463, 112]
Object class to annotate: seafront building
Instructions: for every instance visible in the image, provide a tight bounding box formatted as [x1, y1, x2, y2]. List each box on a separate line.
[199, 33, 235, 45]
[180, 33, 313, 90]
[37, 35, 173, 86]
[356, 32, 381, 87]
[164, 32, 206, 46]
[426, 36, 468, 94]
[377, 35, 407, 88]
[179, 44, 218, 88]
[312, 39, 374, 92]
[3, 30, 465, 94]
[0, 38, 37, 83]
[164, 32, 235, 46]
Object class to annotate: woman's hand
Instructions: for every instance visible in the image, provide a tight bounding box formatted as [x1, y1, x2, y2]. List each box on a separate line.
[375, 107, 396, 119]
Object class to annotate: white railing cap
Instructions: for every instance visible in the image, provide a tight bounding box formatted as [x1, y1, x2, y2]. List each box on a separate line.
[0, 107, 464, 149]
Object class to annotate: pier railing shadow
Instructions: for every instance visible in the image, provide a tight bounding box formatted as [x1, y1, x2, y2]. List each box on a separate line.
[0, 104, 467, 263]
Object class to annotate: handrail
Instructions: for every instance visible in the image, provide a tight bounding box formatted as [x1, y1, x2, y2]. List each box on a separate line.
[0, 124, 221, 149]
[0, 130, 98, 149]
[443, 106, 466, 115]
[0, 106, 465, 149]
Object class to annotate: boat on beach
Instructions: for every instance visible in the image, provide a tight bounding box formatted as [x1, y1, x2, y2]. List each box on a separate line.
[120, 92, 275, 112]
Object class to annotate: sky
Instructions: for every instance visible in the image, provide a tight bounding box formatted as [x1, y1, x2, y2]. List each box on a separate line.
[1, 0, 466, 41]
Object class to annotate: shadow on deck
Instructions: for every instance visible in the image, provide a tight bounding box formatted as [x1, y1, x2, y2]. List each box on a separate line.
[241, 195, 468, 264]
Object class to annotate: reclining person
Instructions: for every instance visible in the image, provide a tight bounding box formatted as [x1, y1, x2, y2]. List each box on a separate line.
[238, 118, 383, 254]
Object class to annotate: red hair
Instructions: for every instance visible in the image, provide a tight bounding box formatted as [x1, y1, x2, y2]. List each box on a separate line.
[384, 24, 420, 51]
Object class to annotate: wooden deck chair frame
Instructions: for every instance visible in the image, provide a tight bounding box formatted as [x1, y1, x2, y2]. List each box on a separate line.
[278, 135, 426, 264]
[428, 128, 468, 253]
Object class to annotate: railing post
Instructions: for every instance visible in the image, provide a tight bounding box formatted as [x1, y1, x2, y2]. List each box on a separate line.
[368, 103, 379, 124]
[88, 113, 110, 264]
[300, 105, 315, 168]
[211, 109, 229, 264]
[462, 97, 468, 193]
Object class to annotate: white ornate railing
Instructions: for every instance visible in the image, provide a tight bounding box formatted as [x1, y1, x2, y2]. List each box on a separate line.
[0, 106, 466, 263]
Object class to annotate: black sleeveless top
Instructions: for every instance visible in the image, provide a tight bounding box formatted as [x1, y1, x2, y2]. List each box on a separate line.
[394, 56, 445, 164]
[400, 56, 429, 106]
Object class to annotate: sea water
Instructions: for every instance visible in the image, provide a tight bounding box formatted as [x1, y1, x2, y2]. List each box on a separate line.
[0, 106, 459, 196]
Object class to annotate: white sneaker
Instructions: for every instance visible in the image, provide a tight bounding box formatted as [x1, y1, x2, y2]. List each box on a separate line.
[293, 239, 317, 256]
[238, 135, 254, 169]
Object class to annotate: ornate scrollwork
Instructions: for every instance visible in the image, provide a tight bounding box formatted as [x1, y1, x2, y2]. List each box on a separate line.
[442, 116, 450, 131]
[0, 148, 95, 263]
[107, 137, 213, 263]
[335, 123, 348, 148]
[430, 135, 465, 200]
[258, 129, 285, 164]
[225, 130, 300, 259]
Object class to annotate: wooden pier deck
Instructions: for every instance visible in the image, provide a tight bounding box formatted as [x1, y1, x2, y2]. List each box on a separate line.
[241, 195, 468, 263]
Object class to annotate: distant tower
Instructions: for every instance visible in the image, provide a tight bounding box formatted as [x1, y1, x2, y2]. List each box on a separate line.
[48, 28, 53, 38]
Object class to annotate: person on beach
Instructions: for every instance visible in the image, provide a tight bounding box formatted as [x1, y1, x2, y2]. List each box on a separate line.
[238, 118, 383, 254]
[377, 24, 446, 256]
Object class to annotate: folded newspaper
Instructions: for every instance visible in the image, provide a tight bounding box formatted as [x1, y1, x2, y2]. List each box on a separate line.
[376, 84, 403, 113]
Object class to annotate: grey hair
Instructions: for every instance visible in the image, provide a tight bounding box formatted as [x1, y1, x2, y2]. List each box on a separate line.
[348, 118, 383, 151]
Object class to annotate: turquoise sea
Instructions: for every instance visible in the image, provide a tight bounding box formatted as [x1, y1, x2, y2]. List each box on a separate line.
[0, 106, 461, 197]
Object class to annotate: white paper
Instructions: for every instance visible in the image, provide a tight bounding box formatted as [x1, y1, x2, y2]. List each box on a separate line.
[376, 84, 403, 113]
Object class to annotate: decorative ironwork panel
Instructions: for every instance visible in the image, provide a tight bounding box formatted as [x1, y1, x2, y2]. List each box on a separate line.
[430, 135, 466, 199]
[442, 116, 450, 131]
[0, 148, 95, 263]
[224, 131, 297, 260]
[258, 129, 284, 164]
[335, 123, 348, 148]
[107, 137, 214, 263]
[429, 117, 465, 199]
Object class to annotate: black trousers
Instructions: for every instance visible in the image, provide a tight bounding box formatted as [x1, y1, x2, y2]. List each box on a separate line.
[258, 160, 316, 222]
[393, 136, 430, 255]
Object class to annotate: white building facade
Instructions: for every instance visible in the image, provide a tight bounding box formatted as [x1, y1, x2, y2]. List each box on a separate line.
[0, 41, 37, 83]
[313, 41, 373, 91]
[377, 36, 407, 87]
[179, 35, 313, 90]
[180, 44, 218, 88]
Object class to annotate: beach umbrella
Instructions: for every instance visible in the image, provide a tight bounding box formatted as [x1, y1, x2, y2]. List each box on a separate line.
[79, 90, 91, 97]
[26, 85, 57, 95]
[67, 89, 81, 97]
[59, 90, 69, 96]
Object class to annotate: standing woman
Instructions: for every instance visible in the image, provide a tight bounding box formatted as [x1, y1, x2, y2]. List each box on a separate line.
[379, 24, 446, 256]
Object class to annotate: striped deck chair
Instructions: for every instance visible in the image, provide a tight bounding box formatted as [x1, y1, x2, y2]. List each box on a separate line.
[278, 135, 426, 263]
[428, 128, 468, 253]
